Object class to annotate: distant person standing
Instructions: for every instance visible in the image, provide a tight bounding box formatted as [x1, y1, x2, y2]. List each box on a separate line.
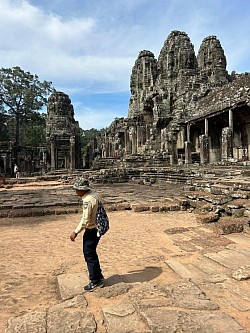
[14, 164, 20, 178]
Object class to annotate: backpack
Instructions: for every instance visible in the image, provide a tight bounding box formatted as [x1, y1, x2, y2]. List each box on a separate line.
[96, 201, 109, 236]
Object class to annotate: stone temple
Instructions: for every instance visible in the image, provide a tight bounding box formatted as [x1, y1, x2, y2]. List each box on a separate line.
[45, 91, 81, 171]
[1, 30, 250, 176]
[91, 30, 250, 168]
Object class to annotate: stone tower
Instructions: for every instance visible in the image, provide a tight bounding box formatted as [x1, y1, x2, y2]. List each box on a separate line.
[197, 35, 229, 86]
[46, 91, 81, 171]
[128, 50, 158, 118]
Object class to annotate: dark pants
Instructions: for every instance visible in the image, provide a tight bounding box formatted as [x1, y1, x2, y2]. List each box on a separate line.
[83, 228, 102, 284]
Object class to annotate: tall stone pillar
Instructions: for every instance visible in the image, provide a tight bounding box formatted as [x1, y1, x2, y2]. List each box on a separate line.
[50, 136, 56, 170]
[3, 155, 7, 174]
[229, 109, 233, 130]
[221, 127, 233, 161]
[124, 129, 130, 155]
[199, 134, 209, 164]
[70, 136, 76, 170]
[186, 123, 190, 142]
[205, 118, 208, 136]
[129, 127, 137, 154]
[184, 141, 192, 164]
[170, 135, 178, 165]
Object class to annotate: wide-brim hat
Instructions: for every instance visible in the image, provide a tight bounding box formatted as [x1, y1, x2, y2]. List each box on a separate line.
[73, 177, 91, 191]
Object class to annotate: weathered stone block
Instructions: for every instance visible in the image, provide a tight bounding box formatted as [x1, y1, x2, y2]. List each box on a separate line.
[213, 217, 248, 234]
[31, 208, 44, 217]
[231, 265, 250, 281]
[43, 209, 56, 215]
[131, 204, 150, 212]
[102, 301, 147, 333]
[0, 210, 8, 218]
[196, 213, 219, 224]
[54, 209, 67, 215]
[151, 205, 160, 212]
[8, 209, 32, 218]
[231, 208, 245, 217]
[5, 311, 46, 333]
[115, 202, 131, 211]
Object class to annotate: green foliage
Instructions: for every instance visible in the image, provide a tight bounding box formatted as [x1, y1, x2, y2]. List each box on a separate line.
[0, 112, 9, 141]
[0, 66, 54, 145]
[80, 128, 102, 155]
[24, 112, 46, 146]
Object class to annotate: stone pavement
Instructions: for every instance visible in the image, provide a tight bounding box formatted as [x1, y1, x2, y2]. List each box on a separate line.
[5, 227, 250, 332]
[2, 178, 250, 332]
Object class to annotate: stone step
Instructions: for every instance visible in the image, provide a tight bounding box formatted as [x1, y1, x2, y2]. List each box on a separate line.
[204, 248, 250, 269]
[166, 254, 250, 313]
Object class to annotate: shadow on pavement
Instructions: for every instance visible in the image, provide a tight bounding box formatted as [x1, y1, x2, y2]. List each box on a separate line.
[104, 266, 162, 286]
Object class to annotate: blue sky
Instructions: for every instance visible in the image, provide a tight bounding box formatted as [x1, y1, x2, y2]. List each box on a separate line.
[0, 0, 249, 129]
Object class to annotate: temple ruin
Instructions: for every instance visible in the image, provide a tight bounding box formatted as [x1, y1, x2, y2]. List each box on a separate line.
[92, 30, 250, 168]
[1, 30, 250, 176]
[45, 91, 82, 171]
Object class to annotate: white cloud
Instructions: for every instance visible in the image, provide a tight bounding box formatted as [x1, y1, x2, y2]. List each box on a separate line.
[0, 0, 250, 129]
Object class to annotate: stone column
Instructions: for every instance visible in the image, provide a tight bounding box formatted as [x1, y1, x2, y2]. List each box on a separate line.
[3, 155, 7, 174]
[50, 136, 56, 170]
[70, 136, 76, 170]
[124, 129, 130, 155]
[170, 135, 178, 165]
[186, 123, 190, 142]
[221, 127, 233, 161]
[199, 134, 209, 164]
[205, 118, 208, 136]
[229, 109, 233, 130]
[184, 141, 192, 164]
[129, 127, 137, 154]
[42, 148, 47, 172]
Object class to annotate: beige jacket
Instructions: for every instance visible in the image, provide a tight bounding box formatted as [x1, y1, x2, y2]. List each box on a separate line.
[74, 190, 100, 235]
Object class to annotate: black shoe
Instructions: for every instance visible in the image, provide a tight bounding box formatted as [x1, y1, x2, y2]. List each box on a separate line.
[84, 281, 103, 292]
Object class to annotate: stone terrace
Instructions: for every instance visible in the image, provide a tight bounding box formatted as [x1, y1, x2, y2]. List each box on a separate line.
[1, 166, 250, 236]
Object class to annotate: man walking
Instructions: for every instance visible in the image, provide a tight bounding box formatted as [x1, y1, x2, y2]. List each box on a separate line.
[70, 177, 104, 291]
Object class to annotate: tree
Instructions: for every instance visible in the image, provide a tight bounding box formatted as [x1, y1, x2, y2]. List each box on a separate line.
[0, 112, 9, 141]
[24, 112, 46, 147]
[0, 66, 54, 146]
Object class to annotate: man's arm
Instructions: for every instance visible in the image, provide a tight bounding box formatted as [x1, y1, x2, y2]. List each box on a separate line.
[69, 199, 91, 241]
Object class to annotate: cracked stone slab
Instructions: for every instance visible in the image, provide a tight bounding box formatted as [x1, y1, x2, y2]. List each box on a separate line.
[102, 300, 148, 333]
[160, 280, 219, 310]
[5, 311, 47, 333]
[49, 295, 87, 310]
[140, 308, 248, 333]
[96, 281, 133, 298]
[57, 272, 88, 300]
[204, 249, 250, 269]
[47, 308, 96, 333]
[129, 281, 218, 311]
[5, 297, 95, 333]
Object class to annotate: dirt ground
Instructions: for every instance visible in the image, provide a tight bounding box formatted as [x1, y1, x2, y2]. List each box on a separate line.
[0, 208, 249, 333]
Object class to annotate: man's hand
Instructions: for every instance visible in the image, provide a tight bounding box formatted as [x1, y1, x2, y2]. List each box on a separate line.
[70, 232, 77, 242]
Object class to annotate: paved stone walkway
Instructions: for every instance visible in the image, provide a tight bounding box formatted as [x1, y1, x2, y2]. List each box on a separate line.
[4, 216, 250, 332]
[2, 179, 250, 332]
